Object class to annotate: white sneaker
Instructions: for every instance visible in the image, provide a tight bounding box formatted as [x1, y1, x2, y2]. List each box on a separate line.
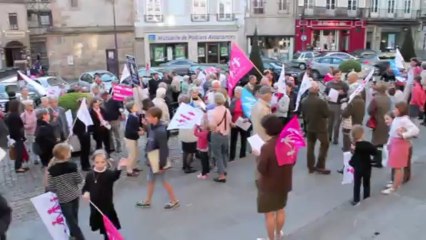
[385, 183, 393, 188]
[382, 187, 395, 195]
[275, 230, 284, 240]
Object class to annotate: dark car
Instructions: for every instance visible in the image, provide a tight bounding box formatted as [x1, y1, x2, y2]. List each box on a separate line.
[350, 49, 379, 58]
[262, 57, 301, 81]
[158, 59, 197, 75]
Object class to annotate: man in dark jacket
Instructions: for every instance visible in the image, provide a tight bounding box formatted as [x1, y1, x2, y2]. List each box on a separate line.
[301, 82, 331, 174]
[148, 73, 163, 99]
[35, 109, 57, 167]
[101, 92, 124, 152]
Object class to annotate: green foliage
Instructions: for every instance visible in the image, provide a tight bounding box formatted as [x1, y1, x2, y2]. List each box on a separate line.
[58, 92, 91, 114]
[249, 28, 264, 80]
[338, 60, 362, 73]
[400, 28, 416, 62]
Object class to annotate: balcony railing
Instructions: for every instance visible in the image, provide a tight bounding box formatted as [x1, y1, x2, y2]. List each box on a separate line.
[144, 14, 163, 23]
[191, 14, 209, 22]
[367, 8, 420, 20]
[216, 13, 235, 22]
[297, 7, 364, 18]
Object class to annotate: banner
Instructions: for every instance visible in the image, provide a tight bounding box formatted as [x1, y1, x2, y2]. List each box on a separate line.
[275, 116, 306, 166]
[294, 72, 312, 112]
[348, 68, 374, 103]
[342, 152, 354, 185]
[31, 192, 70, 240]
[18, 71, 47, 95]
[167, 103, 204, 130]
[227, 42, 254, 96]
[126, 55, 140, 86]
[103, 215, 124, 240]
[241, 87, 257, 118]
[205, 67, 218, 76]
[112, 85, 133, 101]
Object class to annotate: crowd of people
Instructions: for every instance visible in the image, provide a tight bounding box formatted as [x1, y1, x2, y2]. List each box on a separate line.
[0, 57, 424, 239]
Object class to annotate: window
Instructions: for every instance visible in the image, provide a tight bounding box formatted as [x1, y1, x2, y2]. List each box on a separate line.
[192, 0, 208, 21]
[326, 0, 336, 10]
[404, 0, 412, 14]
[318, 58, 332, 64]
[39, 12, 52, 26]
[348, 0, 356, 10]
[8, 13, 18, 30]
[278, 0, 287, 11]
[218, 0, 233, 21]
[371, 0, 378, 12]
[145, 0, 163, 22]
[332, 58, 343, 65]
[387, 0, 395, 13]
[304, 0, 313, 9]
[70, 0, 78, 8]
[253, 0, 264, 14]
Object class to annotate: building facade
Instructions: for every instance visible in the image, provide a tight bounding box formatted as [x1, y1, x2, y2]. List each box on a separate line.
[28, 0, 135, 79]
[134, 0, 246, 67]
[0, 0, 30, 69]
[365, 0, 421, 51]
[295, 0, 367, 52]
[245, 0, 295, 61]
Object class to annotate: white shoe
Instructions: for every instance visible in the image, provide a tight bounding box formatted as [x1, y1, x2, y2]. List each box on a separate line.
[275, 230, 284, 240]
[385, 183, 393, 188]
[382, 187, 395, 195]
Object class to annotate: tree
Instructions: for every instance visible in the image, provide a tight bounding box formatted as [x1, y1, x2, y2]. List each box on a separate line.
[249, 28, 264, 80]
[400, 28, 416, 62]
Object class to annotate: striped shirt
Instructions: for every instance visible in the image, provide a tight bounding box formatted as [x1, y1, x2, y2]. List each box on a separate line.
[47, 161, 83, 204]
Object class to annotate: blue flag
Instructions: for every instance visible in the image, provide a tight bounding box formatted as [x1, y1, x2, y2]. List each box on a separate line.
[389, 59, 401, 77]
[241, 88, 257, 118]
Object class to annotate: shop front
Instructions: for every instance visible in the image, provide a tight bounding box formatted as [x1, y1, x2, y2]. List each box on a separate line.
[145, 32, 236, 67]
[295, 20, 366, 52]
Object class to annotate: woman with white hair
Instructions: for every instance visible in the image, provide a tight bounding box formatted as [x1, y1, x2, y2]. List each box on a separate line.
[229, 86, 249, 161]
[152, 87, 170, 125]
[21, 100, 39, 164]
[189, 86, 206, 111]
[208, 92, 232, 183]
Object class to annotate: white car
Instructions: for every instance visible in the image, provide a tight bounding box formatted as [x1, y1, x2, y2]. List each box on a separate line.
[78, 70, 118, 92]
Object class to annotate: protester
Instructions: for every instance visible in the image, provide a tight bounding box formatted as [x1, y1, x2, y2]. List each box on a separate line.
[349, 125, 377, 206]
[46, 143, 85, 240]
[189, 86, 205, 111]
[341, 92, 365, 152]
[101, 91, 124, 153]
[21, 100, 38, 165]
[4, 100, 28, 173]
[275, 83, 291, 126]
[256, 115, 292, 240]
[301, 81, 331, 174]
[124, 101, 144, 177]
[170, 71, 182, 101]
[0, 112, 8, 154]
[82, 150, 126, 240]
[324, 69, 349, 145]
[229, 86, 248, 161]
[409, 76, 425, 126]
[73, 117, 92, 171]
[89, 97, 112, 156]
[38, 96, 50, 110]
[403, 58, 422, 102]
[380, 63, 396, 82]
[194, 118, 210, 180]
[136, 107, 179, 209]
[148, 72, 163, 99]
[208, 92, 232, 183]
[177, 95, 198, 174]
[181, 75, 190, 95]
[91, 73, 106, 93]
[48, 96, 69, 142]
[205, 80, 222, 106]
[251, 86, 273, 142]
[368, 81, 391, 168]
[35, 109, 57, 167]
[388, 85, 404, 109]
[152, 88, 170, 126]
[244, 75, 257, 96]
[383, 102, 419, 195]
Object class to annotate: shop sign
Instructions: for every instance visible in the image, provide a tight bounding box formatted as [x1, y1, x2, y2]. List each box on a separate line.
[147, 33, 236, 43]
[311, 21, 353, 27]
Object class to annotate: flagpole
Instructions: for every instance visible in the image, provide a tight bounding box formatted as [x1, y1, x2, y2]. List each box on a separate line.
[233, 43, 264, 77]
[89, 200, 105, 216]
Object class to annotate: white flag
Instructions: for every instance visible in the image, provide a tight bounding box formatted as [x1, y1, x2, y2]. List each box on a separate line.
[0, 148, 5, 162]
[277, 65, 286, 94]
[294, 72, 312, 112]
[31, 192, 70, 240]
[17, 71, 47, 95]
[197, 71, 207, 85]
[120, 64, 131, 83]
[348, 68, 374, 104]
[76, 98, 93, 127]
[167, 103, 203, 130]
[395, 48, 405, 70]
[342, 152, 354, 185]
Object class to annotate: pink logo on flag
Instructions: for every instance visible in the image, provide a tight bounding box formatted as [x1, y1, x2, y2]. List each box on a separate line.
[205, 67, 218, 76]
[112, 85, 133, 101]
[103, 215, 124, 240]
[275, 116, 306, 166]
[227, 42, 254, 96]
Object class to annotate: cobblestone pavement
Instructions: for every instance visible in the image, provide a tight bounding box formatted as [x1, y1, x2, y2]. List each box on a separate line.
[0, 135, 184, 227]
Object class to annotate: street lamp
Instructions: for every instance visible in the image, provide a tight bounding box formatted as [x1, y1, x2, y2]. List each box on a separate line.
[112, 0, 119, 75]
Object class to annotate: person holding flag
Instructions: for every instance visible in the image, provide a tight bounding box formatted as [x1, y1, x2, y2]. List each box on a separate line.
[73, 98, 94, 171]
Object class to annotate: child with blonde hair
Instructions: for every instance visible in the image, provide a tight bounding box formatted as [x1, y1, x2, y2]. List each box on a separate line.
[194, 116, 210, 179]
[46, 143, 85, 240]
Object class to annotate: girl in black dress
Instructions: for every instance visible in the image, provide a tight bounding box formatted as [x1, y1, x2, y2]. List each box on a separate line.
[82, 150, 127, 240]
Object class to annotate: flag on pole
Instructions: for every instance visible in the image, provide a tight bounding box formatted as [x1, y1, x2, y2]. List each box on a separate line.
[294, 73, 312, 112]
[103, 215, 124, 240]
[342, 152, 354, 184]
[76, 98, 93, 127]
[119, 64, 130, 83]
[276, 64, 286, 94]
[227, 42, 255, 96]
[241, 87, 257, 118]
[348, 68, 374, 103]
[395, 48, 405, 70]
[17, 71, 47, 95]
[275, 116, 306, 166]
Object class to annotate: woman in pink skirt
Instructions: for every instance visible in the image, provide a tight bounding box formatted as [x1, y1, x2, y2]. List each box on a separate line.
[382, 102, 419, 195]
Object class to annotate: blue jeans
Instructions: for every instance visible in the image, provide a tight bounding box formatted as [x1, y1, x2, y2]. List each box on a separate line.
[211, 133, 229, 175]
[60, 198, 85, 240]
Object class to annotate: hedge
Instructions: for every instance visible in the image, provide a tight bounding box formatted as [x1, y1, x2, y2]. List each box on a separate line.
[58, 92, 92, 114]
[338, 59, 362, 73]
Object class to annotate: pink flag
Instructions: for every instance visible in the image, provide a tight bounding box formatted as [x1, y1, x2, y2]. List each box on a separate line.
[103, 215, 124, 240]
[227, 42, 254, 96]
[275, 116, 306, 166]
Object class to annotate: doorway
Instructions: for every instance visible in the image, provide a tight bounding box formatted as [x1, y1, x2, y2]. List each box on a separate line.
[4, 41, 24, 67]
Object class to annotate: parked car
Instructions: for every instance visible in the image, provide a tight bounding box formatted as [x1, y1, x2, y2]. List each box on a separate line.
[291, 51, 319, 70]
[121, 68, 164, 86]
[350, 49, 379, 58]
[310, 56, 372, 79]
[316, 51, 357, 60]
[158, 59, 197, 75]
[78, 70, 118, 92]
[0, 81, 43, 112]
[262, 57, 302, 81]
[34, 76, 70, 91]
